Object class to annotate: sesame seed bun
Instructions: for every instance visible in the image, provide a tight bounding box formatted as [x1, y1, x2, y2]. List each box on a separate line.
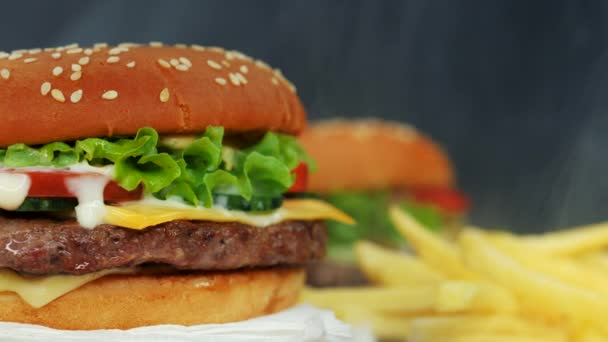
[0, 43, 304, 147]
[299, 119, 454, 192]
[0, 267, 303, 330]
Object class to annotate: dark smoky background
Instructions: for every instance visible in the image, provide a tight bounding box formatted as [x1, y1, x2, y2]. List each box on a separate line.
[2, 0, 607, 233]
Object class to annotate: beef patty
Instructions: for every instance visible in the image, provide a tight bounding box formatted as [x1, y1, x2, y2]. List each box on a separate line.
[0, 214, 326, 275]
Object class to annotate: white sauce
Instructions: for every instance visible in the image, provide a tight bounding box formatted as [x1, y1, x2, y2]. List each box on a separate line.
[0, 163, 115, 178]
[65, 176, 109, 229]
[0, 173, 31, 210]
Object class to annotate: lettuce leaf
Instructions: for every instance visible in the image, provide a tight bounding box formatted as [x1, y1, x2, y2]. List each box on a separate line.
[0, 127, 311, 209]
[325, 190, 444, 260]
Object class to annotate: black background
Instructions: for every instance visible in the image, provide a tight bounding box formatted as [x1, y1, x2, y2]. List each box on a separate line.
[2, 0, 607, 232]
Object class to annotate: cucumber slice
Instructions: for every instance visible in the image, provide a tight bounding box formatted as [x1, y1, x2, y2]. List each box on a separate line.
[16, 198, 78, 212]
[212, 194, 282, 212]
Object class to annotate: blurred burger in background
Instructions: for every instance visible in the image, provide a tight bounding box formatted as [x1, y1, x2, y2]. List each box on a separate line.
[299, 119, 469, 286]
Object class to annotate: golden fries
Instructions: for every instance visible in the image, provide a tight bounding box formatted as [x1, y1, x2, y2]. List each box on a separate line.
[408, 315, 567, 342]
[521, 222, 608, 256]
[354, 240, 445, 286]
[389, 206, 475, 279]
[300, 208, 608, 340]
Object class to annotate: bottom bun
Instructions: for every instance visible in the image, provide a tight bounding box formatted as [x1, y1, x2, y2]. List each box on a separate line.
[0, 267, 304, 330]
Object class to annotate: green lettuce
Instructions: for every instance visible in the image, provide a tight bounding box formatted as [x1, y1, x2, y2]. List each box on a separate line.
[0, 127, 311, 209]
[325, 190, 443, 261]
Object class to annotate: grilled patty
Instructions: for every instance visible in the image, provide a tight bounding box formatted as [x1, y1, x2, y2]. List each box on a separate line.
[0, 214, 326, 275]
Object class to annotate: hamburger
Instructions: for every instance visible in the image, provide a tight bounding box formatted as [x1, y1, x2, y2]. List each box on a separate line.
[0, 42, 352, 329]
[299, 119, 469, 286]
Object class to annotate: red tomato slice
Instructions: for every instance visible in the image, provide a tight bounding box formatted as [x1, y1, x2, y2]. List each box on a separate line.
[411, 187, 470, 214]
[288, 162, 308, 192]
[3, 171, 142, 202]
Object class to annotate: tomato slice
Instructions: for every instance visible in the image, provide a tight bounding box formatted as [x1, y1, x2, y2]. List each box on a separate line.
[411, 187, 470, 214]
[3, 171, 142, 202]
[288, 162, 308, 193]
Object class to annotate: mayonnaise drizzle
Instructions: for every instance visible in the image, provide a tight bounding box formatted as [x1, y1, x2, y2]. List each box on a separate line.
[0, 173, 31, 210]
[65, 176, 109, 229]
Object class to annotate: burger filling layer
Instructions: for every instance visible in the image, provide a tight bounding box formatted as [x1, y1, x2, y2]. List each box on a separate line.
[0, 127, 353, 307]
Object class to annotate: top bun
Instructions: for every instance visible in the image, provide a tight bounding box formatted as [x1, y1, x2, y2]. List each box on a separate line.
[299, 119, 454, 192]
[0, 43, 305, 147]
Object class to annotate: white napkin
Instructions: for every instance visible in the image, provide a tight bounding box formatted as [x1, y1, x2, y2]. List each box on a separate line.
[0, 304, 372, 342]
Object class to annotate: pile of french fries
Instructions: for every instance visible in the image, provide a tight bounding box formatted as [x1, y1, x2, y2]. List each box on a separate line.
[301, 206, 608, 341]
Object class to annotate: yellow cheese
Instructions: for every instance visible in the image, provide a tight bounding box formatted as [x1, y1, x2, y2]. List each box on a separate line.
[0, 268, 125, 308]
[105, 198, 354, 230]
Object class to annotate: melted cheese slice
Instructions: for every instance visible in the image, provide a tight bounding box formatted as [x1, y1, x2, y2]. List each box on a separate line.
[0, 268, 126, 308]
[105, 199, 354, 230]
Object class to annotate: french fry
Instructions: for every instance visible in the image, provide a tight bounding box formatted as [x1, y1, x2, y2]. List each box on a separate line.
[459, 229, 608, 329]
[435, 281, 517, 314]
[490, 233, 608, 295]
[389, 206, 476, 279]
[408, 315, 567, 342]
[521, 222, 608, 256]
[300, 286, 436, 313]
[579, 252, 608, 274]
[354, 240, 445, 287]
[575, 329, 608, 342]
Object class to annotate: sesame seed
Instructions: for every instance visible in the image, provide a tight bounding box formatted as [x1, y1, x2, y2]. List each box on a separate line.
[160, 88, 170, 102]
[8, 53, 23, 60]
[170, 58, 180, 67]
[209, 47, 224, 53]
[0, 69, 10, 80]
[40, 82, 51, 95]
[225, 51, 236, 60]
[78, 56, 90, 65]
[51, 52, 61, 59]
[179, 57, 192, 67]
[108, 47, 127, 55]
[102, 90, 118, 100]
[64, 43, 78, 49]
[126, 61, 136, 68]
[55, 47, 65, 52]
[93, 42, 108, 49]
[70, 71, 82, 81]
[0, 52, 8, 59]
[271, 77, 279, 85]
[157, 59, 171, 68]
[70, 89, 83, 103]
[52, 66, 63, 76]
[12, 49, 27, 54]
[207, 60, 222, 70]
[43, 48, 54, 52]
[118, 42, 139, 48]
[255, 60, 271, 70]
[234, 51, 249, 61]
[149, 41, 163, 47]
[23, 57, 37, 63]
[228, 73, 240, 86]
[84, 48, 93, 56]
[240, 65, 248, 74]
[51, 89, 65, 102]
[214, 77, 227, 85]
[235, 72, 248, 84]
[175, 64, 189, 71]
[221, 60, 230, 67]
[71, 64, 82, 71]
[175, 44, 187, 49]
[66, 48, 83, 54]
[191, 44, 206, 51]
[287, 82, 296, 93]
[106, 56, 120, 63]
[28, 48, 41, 54]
